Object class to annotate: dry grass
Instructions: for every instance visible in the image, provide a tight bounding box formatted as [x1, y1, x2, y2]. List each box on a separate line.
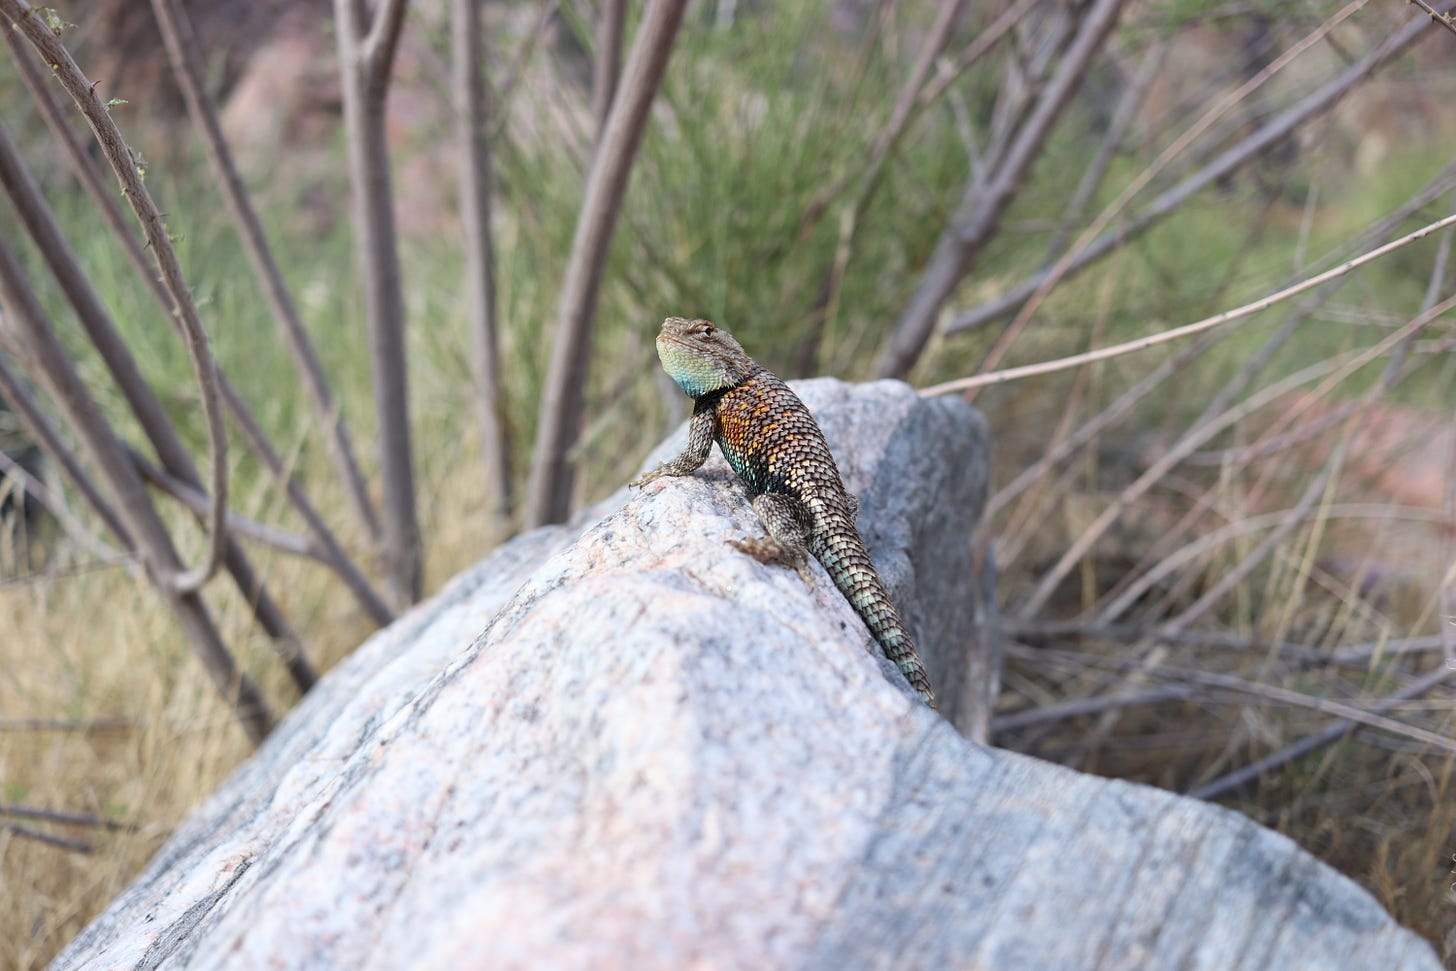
[984, 345, 1456, 963]
[0, 457, 492, 969]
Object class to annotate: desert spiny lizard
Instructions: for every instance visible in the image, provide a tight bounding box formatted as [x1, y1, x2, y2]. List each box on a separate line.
[630, 316, 937, 708]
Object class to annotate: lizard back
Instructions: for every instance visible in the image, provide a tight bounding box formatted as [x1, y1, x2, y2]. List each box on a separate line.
[708, 366, 852, 511]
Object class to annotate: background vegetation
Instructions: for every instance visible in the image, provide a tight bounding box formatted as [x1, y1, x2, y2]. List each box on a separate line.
[1, 0, 1454, 966]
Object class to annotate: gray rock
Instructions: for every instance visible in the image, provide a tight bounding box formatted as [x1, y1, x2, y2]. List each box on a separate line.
[50, 379, 1437, 971]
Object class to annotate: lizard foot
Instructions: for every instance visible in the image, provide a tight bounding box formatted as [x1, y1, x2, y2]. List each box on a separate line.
[629, 468, 664, 489]
[729, 537, 816, 587]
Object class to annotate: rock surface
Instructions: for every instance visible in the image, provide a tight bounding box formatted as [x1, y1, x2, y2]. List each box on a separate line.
[50, 380, 1438, 971]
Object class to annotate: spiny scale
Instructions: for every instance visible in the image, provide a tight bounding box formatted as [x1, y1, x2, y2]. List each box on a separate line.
[631, 316, 937, 708]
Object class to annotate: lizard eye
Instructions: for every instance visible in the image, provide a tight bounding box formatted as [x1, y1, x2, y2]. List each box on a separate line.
[699, 323, 715, 337]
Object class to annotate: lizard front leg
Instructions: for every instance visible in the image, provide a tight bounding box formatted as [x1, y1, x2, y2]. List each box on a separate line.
[630, 407, 714, 488]
[730, 492, 817, 586]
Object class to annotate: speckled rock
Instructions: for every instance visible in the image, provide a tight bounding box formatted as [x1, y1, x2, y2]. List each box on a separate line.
[49, 380, 1438, 971]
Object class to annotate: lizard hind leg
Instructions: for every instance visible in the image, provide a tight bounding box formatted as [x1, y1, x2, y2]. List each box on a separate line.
[730, 492, 816, 586]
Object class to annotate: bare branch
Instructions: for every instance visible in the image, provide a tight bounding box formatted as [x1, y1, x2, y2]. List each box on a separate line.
[1190, 662, 1454, 800]
[1010, 644, 1456, 757]
[0, 233, 272, 744]
[220, 383, 397, 627]
[1100, 505, 1455, 623]
[150, 0, 380, 543]
[0, 716, 133, 732]
[526, 0, 690, 526]
[1014, 291, 1453, 623]
[968, 0, 1372, 387]
[490, 0, 562, 143]
[915, 0, 1044, 111]
[919, 212, 1456, 397]
[335, 0, 422, 605]
[1, 822, 91, 853]
[592, 0, 626, 140]
[0, 803, 136, 831]
[454, 0, 513, 530]
[1010, 349, 1363, 620]
[1409, 0, 1456, 39]
[130, 448, 320, 561]
[994, 685, 1197, 733]
[875, 0, 1125, 378]
[800, 0, 977, 237]
[2, 0, 230, 595]
[0, 446, 119, 560]
[1161, 293, 1456, 632]
[1042, 40, 1166, 260]
[0, 117, 317, 692]
[0, 356, 131, 550]
[1, 30, 380, 631]
[363, 0, 412, 77]
[946, 1, 1453, 335]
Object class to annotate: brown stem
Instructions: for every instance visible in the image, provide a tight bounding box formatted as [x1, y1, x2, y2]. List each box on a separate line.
[2, 822, 91, 853]
[2, 0, 229, 595]
[945, 1, 1453, 335]
[335, 0, 422, 606]
[0, 116, 317, 693]
[150, 0, 381, 544]
[1190, 662, 1453, 800]
[591, 0, 626, 141]
[453, 0, 514, 530]
[0, 357, 132, 550]
[0, 234, 272, 744]
[0, 428, 120, 560]
[526, 0, 690, 526]
[130, 448, 319, 561]
[1, 30, 379, 642]
[875, 0, 1125, 379]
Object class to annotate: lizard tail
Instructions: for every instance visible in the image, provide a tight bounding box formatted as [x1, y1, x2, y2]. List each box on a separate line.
[815, 530, 937, 709]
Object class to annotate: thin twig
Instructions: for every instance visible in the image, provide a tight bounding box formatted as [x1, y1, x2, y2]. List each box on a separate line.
[1009, 644, 1456, 754]
[1013, 349, 1367, 619]
[963, 0, 1373, 389]
[130, 448, 321, 561]
[489, 0, 562, 143]
[945, 2, 1453, 335]
[0, 28, 375, 651]
[1006, 619, 1450, 669]
[920, 211, 1456, 397]
[454, 0, 514, 529]
[1100, 505, 1454, 623]
[526, 0, 690, 526]
[1408, 0, 1456, 38]
[2, 0, 229, 595]
[0, 803, 138, 832]
[1191, 661, 1454, 799]
[0, 716, 133, 732]
[1, 822, 91, 853]
[150, 0, 380, 543]
[993, 684, 1196, 733]
[0, 445, 119, 560]
[876, 0, 1125, 378]
[0, 357, 132, 550]
[1164, 293, 1456, 632]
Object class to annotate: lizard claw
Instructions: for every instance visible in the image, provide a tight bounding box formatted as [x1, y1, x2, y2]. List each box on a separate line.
[629, 468, 663, 489]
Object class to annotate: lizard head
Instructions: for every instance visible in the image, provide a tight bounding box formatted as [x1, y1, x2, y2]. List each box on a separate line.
[655, 316, 755, 397]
